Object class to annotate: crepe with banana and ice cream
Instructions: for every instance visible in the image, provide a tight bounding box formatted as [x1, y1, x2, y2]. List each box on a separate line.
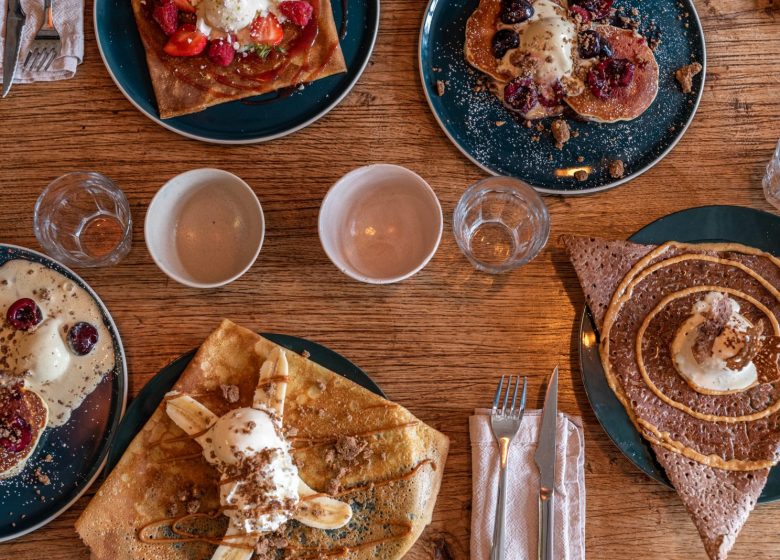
[562, 235, 780, 560]
[76, 320, 449, 559]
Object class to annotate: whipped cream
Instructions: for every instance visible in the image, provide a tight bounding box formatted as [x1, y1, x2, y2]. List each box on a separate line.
[202, 406, 299, 533]
[194, 0, 286, 40]
[0, 260, 115, 426]
[497, 0, 577, 84]
[671, 292, 758, 393]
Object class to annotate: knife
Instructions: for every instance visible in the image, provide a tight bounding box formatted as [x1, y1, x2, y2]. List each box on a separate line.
[2, 0, 26, 98]
[534, 366, 558, 560]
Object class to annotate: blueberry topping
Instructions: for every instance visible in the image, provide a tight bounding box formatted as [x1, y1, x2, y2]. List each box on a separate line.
[587, 58, 636, 99]
[67, 322, 99, 356]
[492, 29, 520, 58]
[504, 78, 539, 114]
[500, 0, 534, 24]
[0, 416, 32, 453]
[6, 298, 43, 331]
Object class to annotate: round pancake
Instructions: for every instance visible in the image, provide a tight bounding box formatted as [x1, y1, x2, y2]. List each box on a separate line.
[565, 25, 659, 122]
[0, 386, 48, 480]
[464, 0, 507, 82]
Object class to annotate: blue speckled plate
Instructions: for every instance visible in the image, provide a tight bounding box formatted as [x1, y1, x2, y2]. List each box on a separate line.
[419, 0, 706, 195]
[106, 333, 383, 473]
[94, 0, 379, 144]
[579, 206, 780, 502]
[0, 245, 127, 541]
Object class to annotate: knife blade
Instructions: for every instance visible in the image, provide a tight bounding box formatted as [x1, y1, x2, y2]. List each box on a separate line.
[534, 366, 558, 560]
[2, 0, 26, 98]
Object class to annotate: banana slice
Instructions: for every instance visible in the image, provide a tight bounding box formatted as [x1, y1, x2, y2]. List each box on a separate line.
[210, 524, 255, 560]
[253, 347, 288, 415]
[165, 392, 218, 446]
[294, 478, 353, 530]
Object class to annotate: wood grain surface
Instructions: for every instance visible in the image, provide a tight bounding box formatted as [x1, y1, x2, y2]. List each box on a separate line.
[2, 0, 780, 558]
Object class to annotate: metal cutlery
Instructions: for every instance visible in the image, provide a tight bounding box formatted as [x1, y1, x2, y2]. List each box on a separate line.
[2, 0, 26, 97]
[489, 374, 528, 560]
[534, 366, 559, 560]
[23, 0, 60, 72]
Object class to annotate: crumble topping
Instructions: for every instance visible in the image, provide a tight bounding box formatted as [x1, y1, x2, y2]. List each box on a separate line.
[220, 384, 240, 404]
[675, 62, 702, 94]
[608, 160, 625, 179]
[574, 170, 589, 182]
[551, 120, 570, 149]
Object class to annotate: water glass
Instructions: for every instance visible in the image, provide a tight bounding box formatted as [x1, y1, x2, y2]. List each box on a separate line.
[764, 137, 780, 212]
[34, 172, 133, 268]
[453, 177, 550, 274]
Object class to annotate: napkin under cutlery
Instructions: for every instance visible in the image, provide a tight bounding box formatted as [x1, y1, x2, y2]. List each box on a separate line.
[470, 408, 586, 560]
[0, 0, 83, 83]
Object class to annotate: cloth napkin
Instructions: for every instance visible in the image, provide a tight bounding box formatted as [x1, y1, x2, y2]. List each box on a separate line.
[470, 408, 586, 560]
[0, 0, 83, 83]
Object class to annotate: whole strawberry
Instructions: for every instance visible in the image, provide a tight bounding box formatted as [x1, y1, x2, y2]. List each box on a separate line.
[280, 1, 314, 27]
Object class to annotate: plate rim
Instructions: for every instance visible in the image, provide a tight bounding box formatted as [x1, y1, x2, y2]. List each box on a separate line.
[104, 332, 385, 474]
[417, 0, 707, 196]
[93, 0, 381, 145]
[0, 243, 129, 542]
[577, 205, 780, 502]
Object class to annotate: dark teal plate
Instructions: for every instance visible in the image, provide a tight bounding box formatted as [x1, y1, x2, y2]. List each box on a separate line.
[419, 0, 706, 195]
[106, 333, 383, 473]
[579, 205, 780, 502]
[0, 245, 127, 541]
[94, 0, 379, 144]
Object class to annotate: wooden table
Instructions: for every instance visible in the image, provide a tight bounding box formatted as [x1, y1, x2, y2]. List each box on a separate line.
[2, 0, 780, 558]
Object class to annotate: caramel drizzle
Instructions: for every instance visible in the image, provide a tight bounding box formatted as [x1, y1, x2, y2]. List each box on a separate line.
[139, 509, 265, 549]
[154, 451, 203, 464]
[335, 459, 436, 498]
[291, 421, 419, 452]
[286, 522, 412, 558]
[257, 375, 290, 389]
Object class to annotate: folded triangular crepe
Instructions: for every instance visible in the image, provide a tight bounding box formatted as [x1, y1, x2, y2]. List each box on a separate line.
[563, 234, 780, 560]
[76, 320, 448, 559]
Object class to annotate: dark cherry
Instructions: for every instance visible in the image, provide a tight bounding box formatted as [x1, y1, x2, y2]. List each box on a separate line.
[578, 30, 602, 59]
[587, 58, 636, 99]
[504, 78, 539, 114]
[6, 298, 43, 331]
[570, 0, 613, 20]
[538, 80, 564, 107]
[492, 29, 520, 58]
[0, 416, 32, 453]
[500, 0, 534, 24]
[67, 322, 99, 356]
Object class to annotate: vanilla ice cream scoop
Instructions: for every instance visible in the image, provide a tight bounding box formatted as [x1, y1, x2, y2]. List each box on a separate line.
[16, 319, 71, 384]
[207, 407, 285, 464]
[198, 0, 270, 32]
[672, 292, 759, 392]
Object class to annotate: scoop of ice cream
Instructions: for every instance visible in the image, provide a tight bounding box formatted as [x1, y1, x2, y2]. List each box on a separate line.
[203, 406, 299, 533]
[16, 319, 71, 383]
[672, 292, 758, 392]
[198, 0, 270, 32]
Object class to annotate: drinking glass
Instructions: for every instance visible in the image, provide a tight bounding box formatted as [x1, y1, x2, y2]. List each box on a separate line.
[764, 137, 780, 212]
[34, 172, 133, 267]
[453, 177, 550, 274]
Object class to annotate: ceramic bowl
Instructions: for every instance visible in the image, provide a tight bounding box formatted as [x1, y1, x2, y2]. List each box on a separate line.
[319, 164, 443, 284]
[145, 169, 264, 288]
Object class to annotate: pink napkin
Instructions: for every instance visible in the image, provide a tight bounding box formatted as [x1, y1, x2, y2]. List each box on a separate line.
[0, 0, 84, 83]
[470, 408, 586, 560]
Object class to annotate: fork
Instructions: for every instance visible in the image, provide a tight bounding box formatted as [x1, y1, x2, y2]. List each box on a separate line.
[23, 0, 60, 72]
[489, 375, 528, 560]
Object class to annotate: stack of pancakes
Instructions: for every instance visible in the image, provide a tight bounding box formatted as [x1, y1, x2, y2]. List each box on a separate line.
[564, 235, 780, 560]
[464, 0, 659, 122]
[76, 320, 449, 559]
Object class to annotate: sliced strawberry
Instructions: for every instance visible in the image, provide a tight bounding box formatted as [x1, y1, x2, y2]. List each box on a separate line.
[163, 24, 208, 57]
[152, 0, 179, 35]
[173, 0, 196, 13]
[249, 13, 284, 46]
[279, 1, 314, 27]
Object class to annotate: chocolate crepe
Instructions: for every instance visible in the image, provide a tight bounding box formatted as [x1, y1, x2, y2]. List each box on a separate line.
[563, 235, 780, 560]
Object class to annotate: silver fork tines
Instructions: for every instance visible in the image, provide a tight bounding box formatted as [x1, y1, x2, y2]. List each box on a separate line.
[489, 375, 527, 560]
[23, 0, 60, 72]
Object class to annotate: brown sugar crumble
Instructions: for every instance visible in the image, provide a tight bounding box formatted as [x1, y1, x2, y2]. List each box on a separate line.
[220, 384, 240, 404]
[34, 468, 50, 486]
[551, 119, 570, 149]
[609, 160, 625, 179]
[300, 349, 311, 359]
[436, 80, 446, 96]
[574, 170, 589, 182]
[675, 62, 702, 94]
